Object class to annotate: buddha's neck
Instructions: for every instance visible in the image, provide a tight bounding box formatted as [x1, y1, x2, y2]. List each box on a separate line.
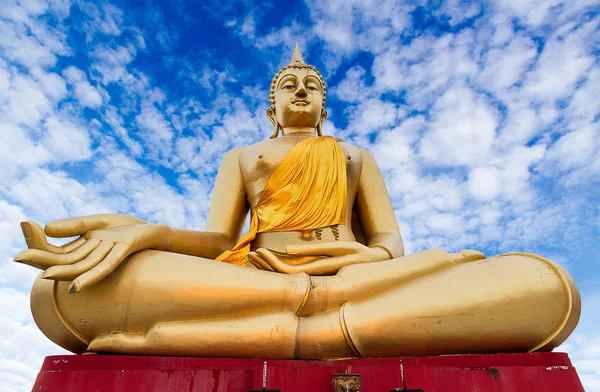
[281, 127, 316, 137]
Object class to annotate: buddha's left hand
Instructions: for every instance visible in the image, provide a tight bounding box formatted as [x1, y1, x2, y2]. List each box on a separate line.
[248, 241, 390, 275]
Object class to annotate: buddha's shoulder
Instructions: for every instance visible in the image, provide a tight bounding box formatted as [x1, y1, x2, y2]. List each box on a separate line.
[237, 138, 275, 155]
[232, 137, 365, 163]
[220, 140, 269, 161]
[335, 138, 359, 151]
[334, 139, 363, 164]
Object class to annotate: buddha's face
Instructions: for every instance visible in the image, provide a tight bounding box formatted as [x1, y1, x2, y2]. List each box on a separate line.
[270, 67, 325, 129]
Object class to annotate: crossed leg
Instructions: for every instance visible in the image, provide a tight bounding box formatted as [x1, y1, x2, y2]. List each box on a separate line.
[86, 251, 579, 359]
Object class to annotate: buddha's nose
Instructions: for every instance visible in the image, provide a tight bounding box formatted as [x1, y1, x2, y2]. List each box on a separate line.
[295, 85, 307, 97]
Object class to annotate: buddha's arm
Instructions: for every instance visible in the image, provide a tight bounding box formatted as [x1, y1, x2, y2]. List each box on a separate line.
[164, 229, 235, 259]
[355, 148, 404, 258]
[164, 148, 248, 259]
[14, 148, 249, 291]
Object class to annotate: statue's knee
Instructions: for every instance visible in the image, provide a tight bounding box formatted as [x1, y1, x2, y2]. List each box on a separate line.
[31, 276, 88, 353]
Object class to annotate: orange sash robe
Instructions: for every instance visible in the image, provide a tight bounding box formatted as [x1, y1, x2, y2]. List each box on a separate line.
[216, 136, 347, 266]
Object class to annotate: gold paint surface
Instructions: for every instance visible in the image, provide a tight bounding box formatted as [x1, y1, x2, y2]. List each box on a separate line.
[17, 46, 580, 359]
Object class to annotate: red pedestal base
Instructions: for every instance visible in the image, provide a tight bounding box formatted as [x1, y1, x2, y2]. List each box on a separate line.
[32, 352, 584, 391]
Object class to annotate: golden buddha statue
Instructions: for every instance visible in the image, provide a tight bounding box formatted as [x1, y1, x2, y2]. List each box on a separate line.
[15, 45, 580, 360]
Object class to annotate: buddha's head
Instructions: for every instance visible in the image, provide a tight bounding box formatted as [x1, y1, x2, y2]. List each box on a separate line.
[267, 44, 327, 138]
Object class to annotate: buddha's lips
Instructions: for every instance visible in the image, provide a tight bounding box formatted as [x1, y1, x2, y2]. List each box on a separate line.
[292, 98, 309, 105]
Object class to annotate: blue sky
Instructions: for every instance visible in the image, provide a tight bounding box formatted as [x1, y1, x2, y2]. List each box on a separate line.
[1, 0, 599, 390]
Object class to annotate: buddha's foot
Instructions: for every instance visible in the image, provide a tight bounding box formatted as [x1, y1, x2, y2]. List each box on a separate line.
[88, 312, 299, 359]
[88, 332, 145, 354]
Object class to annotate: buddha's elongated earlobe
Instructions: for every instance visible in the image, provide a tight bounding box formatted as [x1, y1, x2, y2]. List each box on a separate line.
[266, 107, 280, 139]
[271, 122, 280, 139]
[317, 109, 327, 137]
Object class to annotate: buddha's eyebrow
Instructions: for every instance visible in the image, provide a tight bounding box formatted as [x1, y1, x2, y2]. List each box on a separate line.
[277, 74, 298, 88]
[303, 76, 322, 88]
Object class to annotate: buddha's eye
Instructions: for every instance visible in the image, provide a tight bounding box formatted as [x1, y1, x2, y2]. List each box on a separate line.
[305, 80, 321, 91]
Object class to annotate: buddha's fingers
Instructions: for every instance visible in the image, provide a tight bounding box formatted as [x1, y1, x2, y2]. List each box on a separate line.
[256, 248, 294, 274]
[20, 221, 86, 254]
[14, 239, 100, 269]
[301, 254, 358, 276]
[88, 332, 145, 354]
[69, 243, 129, 293]
[42, 241, 114, 281]
[45, 214, 146, 238]
[62, 237, 87, 252]
[21, 221, 59, 252]
[248, 252, 276, 272]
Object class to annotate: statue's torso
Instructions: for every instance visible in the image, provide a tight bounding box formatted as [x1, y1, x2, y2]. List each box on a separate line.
[238, 136, 362, 255]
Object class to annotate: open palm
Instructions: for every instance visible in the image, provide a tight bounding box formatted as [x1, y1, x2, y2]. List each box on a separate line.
[14, 214, 171, 293]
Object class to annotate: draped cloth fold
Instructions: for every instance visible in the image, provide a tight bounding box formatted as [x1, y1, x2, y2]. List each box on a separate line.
[216, 136, 347, 265]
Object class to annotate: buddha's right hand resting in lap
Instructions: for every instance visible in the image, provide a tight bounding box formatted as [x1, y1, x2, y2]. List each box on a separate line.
[15, 46, 580, 360]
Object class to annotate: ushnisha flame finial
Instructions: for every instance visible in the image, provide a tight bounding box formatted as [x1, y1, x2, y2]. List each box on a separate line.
[290, 43, 305, 65]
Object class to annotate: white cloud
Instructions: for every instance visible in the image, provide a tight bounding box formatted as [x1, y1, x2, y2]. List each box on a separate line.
[80, 2, 124, 39]
[10, 169, 106, 220]
[103, 107, 143, 156]
[0, 122, 52, 183]
[494, 0, 563, 27]
[63, 66, 103, 107]
[419, 83, 498, 167]
[135, 102, 174, 164]
[543, 125, 600, 186]
[332, 66, 369, 103]
[2, 73, 54, 126]
[0, 20, 57, 70]
[14, 0, 49, 16]
[468, 166, 500, 201]
[0, 200, 27, 257]
[477, 35, 538, 93]
[496, 104, 541, 147]
[0, 0, 70, 73]
[307, 0, 414, 56]
[435, 0, 481, 26]
[566, 68, 600, 130]
[522, 22, 595, 102]
[467, 144, 546, 201]
[371, 116, 424, 171]
[33, 70, 67, 101]
[347, 98, 402, 136]
[42, 116, 93, 162]
[0, 287, 68, 392]
[546, 126, 598, 171]
[90, 44, 137, 85]
[373, 29, 480, 108]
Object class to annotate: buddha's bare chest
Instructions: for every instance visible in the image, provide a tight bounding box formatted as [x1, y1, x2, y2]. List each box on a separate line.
[239, 140, 362, 208]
